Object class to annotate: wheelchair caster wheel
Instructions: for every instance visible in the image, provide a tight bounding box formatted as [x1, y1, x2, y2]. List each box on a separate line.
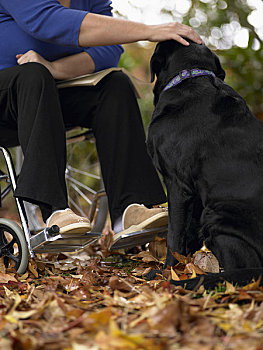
[0, 218, 29, 274]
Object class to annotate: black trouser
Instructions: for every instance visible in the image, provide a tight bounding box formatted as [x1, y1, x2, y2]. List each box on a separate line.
[0, 62, 166, 223]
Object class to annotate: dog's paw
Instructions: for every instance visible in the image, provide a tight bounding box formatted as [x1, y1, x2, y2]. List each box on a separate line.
[164, 250, 178, 268]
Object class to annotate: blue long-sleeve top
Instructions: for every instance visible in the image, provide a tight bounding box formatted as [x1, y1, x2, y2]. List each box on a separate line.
[0, 0, 124, 72]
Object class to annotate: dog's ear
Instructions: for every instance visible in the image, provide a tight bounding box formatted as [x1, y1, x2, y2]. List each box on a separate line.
[150, 49, 165, 82]
[214, 54, 226, 81]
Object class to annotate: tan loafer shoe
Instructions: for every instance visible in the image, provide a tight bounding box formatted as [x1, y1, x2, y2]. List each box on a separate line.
[111, 204, 168, 249]
[47, 208, 91, 235]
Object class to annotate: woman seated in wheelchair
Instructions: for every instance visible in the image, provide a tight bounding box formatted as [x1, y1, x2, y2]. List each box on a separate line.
[0, 0, 202, 249]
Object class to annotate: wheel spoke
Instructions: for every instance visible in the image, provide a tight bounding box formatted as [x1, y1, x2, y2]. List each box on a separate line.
[8, 254, 20, 264]
[4, 251, 20, 264]
[1, 235, 21, 267]
[4, 238, 16, 250]
[4, 256, 9, 268]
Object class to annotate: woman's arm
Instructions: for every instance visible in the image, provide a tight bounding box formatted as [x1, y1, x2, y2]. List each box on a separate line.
[81, 0, 124, 72]
[79, 13, 203, 47]
[1, 0, 202, 47]
[51, 52, 95, 79]
[16, 50, 96, 80]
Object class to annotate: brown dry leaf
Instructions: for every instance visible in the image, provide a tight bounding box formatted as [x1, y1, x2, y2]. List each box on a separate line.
[193, 250, 220, 273]
[109, 276, 134, 293]
[0, 273, 17, 283]
[237, 290, 252, 301]
[136, 251, 159, 263]
[148, 237, 167, 261]
[81, 308, 112, 332]
[170, 250, 191, 265]
[28, 260, 38, 278]
[0, 257, 6, 274]
[66, 309, 84, 320]
[149, 300, 191, 335]
[99, 224, 114, 257]
[184, 263, 206, 276]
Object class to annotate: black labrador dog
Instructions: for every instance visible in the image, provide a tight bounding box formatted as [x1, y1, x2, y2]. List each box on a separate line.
[147, 40, 263, 289]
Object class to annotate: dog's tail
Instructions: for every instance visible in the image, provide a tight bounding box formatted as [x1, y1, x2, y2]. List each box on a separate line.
[170, 267, 263, 290]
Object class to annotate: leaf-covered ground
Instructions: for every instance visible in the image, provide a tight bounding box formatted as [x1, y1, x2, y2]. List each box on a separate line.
[1, 224, 263, 350]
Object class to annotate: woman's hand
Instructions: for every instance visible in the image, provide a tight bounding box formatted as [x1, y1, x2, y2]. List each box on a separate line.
[147, 22, 204, 46]
[16, 50, 56, 77]
[16, 50, 96, 80]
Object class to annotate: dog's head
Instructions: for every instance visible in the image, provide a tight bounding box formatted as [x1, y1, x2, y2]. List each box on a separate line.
[150, 40, 225, 105]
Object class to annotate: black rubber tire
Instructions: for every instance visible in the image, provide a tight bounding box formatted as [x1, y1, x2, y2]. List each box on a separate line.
[0, 218, 29, 274]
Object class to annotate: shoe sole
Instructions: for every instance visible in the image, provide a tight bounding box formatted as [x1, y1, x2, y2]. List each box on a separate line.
[110, 226, 168, 250]
[110, 212, 168, 249]
[59, 222, 92, 235]
[113, 212, 168, 241]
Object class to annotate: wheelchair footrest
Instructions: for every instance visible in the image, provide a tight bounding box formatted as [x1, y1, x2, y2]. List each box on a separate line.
[110, 226, 168, 250]
[30, 227, 101, 253]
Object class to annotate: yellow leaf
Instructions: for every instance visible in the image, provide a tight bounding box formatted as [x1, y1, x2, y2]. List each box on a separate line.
[190, 268, 197, 279]
[109, 319, 122, 336]
[11, 309, 39, 320]
[4, 315, 19, 324]
[170, 267, 180, 281]
[243, 276, 262, 290]
[82, 308, 112, 332]
[200, 242, 211, 252]
[243, 320, 253, 332]
[225, 281, 236, 294]
[28, 261, 38, 278]
[104, 320, 163, 349]
[256, 321, 263, 329]
[218, 322, 232, 332]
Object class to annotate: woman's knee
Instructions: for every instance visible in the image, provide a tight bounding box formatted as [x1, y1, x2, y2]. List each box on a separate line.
[16, 62, 55, 90]
[101, 71, 136, 97]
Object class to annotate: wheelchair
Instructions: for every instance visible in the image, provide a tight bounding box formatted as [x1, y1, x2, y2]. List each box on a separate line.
[0, 125, 168, 275]
[0, 127, 108, 274]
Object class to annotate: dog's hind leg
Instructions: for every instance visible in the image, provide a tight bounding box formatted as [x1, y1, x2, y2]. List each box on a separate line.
[165, 181, 201, 267]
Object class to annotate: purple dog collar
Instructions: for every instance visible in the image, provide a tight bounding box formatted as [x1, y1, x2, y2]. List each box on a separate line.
[163, 68, 216, 92]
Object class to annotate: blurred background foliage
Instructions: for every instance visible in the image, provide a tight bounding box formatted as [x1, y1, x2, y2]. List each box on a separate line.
[117, 0, 263, 126]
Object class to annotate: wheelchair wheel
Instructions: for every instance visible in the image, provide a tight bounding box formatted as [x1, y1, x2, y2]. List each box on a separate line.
[0, 218, 29, 274]
[66, 129, 108, 233]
